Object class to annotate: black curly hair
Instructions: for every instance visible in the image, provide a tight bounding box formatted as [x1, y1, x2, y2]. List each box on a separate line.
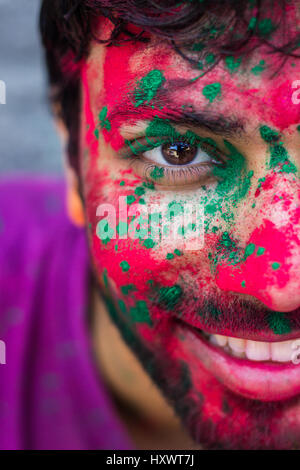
[39, 0, 300, 171]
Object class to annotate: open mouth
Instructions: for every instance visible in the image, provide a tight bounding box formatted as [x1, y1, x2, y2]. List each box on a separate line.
[204, 332, 300, 363]
[178, 321, 300, 402]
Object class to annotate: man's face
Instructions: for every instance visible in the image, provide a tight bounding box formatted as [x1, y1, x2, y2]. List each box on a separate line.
[79, 13, 300, 448]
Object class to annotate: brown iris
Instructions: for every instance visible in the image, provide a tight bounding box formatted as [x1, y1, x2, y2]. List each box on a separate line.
[161, 141, 198, 165]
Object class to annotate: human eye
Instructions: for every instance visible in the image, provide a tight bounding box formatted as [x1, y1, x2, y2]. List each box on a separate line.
[121, 132, 225, 188]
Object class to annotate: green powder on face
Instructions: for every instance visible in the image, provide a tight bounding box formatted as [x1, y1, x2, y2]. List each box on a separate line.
[166, 253, 174, 260]
[143, 181, 155, 190]
[205, 53, 216, 65]
[134, 69, 166, 108]
[119, 180, 125, 186]
[256, 246, 265, 256]
[258, 18, 276, 38]
[202, 82, 222, 103]
[224, 56, 242, 73]
[191, 42, 205, 51]
[126, 195, 136, 205]
[130, 300, 152, 326]
[143, 238, 155, 249]
[271, 262, 281, 270]
[244, 243, 256, 259]
[213, 231, 240, 268]
[99, 106, 111, 131]
[213, 141, 254, 206]
[190, 72, 205, 82]
[205, 201, 219, 215]
[213, 232, 259, 269]
[174, 249, 183, 256]
[260, 125, 279, 143]
[260, 125, 297, 174]
[270, 144, 297, 173]
[251, 60, 266, 76]
[281, 161, 298, 174]
[145, 118, 202, 146]
[268, 312, 291, 335]
[204, 140, 254, 234]
[199, 303, 222, 324]
[248, 16, 257, 30]
[209, 304, 222, 320]
[146, 118, 174, 137]
[103, 268, 109, 288]
[134, 186, 145, 196]
[158, 284, 183, 310]
[208, 305, 222, 321]
[120, 261, 130, 272]
[121, 284, 136, 295]
[150, 166, 164, 180]
[94, 128, 99, 140]
[118, 299, 127, 314]
[143, 119, 255, 233]
[241, 280, 246, 288]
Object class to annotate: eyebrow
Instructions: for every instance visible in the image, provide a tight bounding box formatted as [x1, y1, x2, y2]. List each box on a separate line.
[168, 108, 245, 137]
[108, 102, 245, 138]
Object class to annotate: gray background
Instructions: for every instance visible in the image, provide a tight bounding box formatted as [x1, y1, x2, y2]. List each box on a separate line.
[0, 0, 63, 174]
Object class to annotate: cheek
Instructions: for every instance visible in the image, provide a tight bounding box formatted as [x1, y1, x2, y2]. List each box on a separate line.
[85, 175, 216, 310]
[80, 126, 224, 326]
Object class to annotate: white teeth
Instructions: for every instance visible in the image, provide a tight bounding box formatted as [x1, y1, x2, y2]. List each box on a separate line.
[214, 334, 228, 347]
[209, 334, 296, 363]
[271, 340, 294, 363]
[246, 340, 270, 361]
[228, 337, 245, 355]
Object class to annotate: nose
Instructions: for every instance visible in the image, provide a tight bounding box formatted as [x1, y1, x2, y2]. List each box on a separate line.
[215, 176, 300, 313]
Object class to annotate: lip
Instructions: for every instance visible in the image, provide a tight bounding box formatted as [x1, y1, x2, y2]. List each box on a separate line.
[176, 313, 300, 343]
[179, 321, 300, 402]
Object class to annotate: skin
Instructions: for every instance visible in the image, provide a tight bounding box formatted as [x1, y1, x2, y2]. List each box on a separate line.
[67, 8, 300, 449]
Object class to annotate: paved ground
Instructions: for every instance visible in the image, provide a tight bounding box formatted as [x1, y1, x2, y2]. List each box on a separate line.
[0, 0, 62, 174]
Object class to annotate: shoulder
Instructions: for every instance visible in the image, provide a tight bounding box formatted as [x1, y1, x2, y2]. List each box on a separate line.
[0, 175, 71, 270]
[0, 175, 87, 330]
[0, 174, 68, 234]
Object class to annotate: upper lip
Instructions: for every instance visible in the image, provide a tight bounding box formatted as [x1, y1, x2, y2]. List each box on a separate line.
[151, 283, 300, 341]
[175, 314, 300, 343]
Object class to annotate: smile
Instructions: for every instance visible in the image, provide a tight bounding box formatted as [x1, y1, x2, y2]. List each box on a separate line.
[179, 321, 300, 402]
[207, 333, 299, 363]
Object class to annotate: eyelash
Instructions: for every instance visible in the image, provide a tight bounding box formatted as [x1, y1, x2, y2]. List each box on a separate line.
[121, 135, 225, 187]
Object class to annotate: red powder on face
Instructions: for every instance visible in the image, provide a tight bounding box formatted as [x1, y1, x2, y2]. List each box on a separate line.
[216, 218, 298, 311]
[82, 63, 98, 159]
[255, 174, 275, 198]
[262, 80, 300, 131]
[79, 17, 300, 448]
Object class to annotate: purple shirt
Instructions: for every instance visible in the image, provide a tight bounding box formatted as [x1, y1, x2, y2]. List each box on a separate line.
[0, 175, 132, 450]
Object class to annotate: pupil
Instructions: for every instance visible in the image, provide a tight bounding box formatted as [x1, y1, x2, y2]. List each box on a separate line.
[161, 141, 197, 165]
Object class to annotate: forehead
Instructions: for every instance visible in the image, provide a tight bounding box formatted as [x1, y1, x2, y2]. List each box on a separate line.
[87, 15, 300, 134]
